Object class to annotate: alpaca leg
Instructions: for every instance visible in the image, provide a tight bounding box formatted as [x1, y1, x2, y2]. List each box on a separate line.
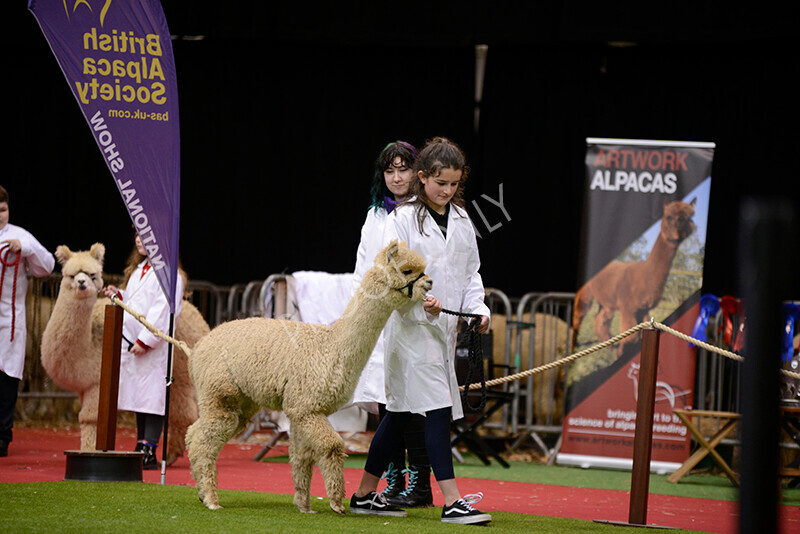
[317, 429, 347, 514]
[288, 422, 315, 513]
[166, 387, 198, 465]
[290, 414, 347, 514]
[616, 310, 642, 357]
[186, 404, 242, 510]
[572, 285, 593, 334]
[593, 307, 615, 341]
[166, 349, 199, 465]
[78, 386, 99, 450]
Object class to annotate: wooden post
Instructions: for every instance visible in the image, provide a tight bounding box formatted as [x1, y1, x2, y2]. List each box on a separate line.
[628, 327, 660, 525]
[96, 304, 123, 451]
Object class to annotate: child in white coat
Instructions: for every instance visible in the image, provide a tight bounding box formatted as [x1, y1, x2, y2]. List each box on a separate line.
[102, 233, 185, 469]
[350, 137, 492, 525]
[0, 185, 54, 457]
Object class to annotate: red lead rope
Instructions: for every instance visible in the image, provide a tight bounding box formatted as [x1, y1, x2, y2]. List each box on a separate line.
[0, 244, 21, 342]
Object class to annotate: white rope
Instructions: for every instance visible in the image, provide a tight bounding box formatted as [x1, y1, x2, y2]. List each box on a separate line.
[106, 295, 800, 385]
[460, 318, 800, 391]
[109, 295, 193, 357]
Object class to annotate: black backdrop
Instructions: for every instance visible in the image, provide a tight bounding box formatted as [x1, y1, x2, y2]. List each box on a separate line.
[9, 3, 799, 300]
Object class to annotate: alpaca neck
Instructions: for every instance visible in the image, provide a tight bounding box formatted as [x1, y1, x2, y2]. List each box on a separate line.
[329, 272, 405, 395]
[48, 292, 95, 351]
[644, 232, 679, 284]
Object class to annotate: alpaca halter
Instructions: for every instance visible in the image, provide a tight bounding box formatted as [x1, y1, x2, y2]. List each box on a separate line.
[396, 272, 427, 298]
[0, 244, 21, 342]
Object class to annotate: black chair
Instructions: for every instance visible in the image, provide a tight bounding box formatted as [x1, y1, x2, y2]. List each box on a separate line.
[451, 326, 514, 468]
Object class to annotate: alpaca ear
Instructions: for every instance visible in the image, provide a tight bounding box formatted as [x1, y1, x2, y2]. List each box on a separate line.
[384, 240, 400, 264]
[689, 197, 697, 207]
[54, 245, 72, 265]
[89, 243, 106, 264]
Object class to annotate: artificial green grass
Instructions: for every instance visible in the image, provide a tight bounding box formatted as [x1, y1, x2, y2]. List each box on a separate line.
[0, 480, 708, 534]
[263, 452, 800, 505]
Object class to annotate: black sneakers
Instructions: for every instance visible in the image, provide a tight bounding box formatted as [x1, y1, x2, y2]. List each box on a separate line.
[350, 491, 407, 516]
[141, 444, 159, 470]
[441, 493, 492, 525]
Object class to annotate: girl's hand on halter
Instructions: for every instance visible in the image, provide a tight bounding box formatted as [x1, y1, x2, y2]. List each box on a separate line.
[0, 239, 21, 253]
[477, 315, 490, 334]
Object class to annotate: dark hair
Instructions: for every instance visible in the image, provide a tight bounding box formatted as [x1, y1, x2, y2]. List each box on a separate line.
[369, 141, 418, 211]
[0, 185, 8, 204]
[409, 137, 469, 233]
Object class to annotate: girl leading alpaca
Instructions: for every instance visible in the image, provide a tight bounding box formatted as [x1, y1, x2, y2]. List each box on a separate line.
[350, 137, 492, 525]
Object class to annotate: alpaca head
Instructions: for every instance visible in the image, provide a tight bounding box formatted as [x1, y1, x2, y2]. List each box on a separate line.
[660, 197, 696, 246]
[362, 240, 432, 305]
[55, 243, 105, 300]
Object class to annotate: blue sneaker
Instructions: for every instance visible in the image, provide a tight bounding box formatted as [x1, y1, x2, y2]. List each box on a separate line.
[350, 491, 407, 516]
[441, 493, 491, 525]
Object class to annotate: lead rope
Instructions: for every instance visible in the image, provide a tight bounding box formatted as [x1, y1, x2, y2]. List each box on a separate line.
[441, 308, 486, 412]
[0, 244, 21, 342]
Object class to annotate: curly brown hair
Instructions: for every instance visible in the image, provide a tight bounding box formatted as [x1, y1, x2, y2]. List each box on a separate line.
[407, 137, 469, 234]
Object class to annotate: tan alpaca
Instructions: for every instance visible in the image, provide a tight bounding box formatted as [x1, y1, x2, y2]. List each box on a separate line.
[40, 243, 210, 464]
[186, 240, 432, 513]
[573, 198, 697, 354]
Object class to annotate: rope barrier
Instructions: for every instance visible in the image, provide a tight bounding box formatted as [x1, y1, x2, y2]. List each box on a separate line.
[106, 295, 800, 387]
[108, 294, 193, 357]
[459, 318, 800, 391]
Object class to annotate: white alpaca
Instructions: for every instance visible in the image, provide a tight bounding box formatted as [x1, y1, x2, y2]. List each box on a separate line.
[40, 243, 210, 464]
[186, 240, 432, 513]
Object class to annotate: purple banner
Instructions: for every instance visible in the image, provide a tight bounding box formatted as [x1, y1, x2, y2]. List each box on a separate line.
[29, 0, 181, 312]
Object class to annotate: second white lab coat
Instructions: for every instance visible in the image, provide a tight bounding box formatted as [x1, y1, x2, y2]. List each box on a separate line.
[117, 260, 184, 416]
[347, 206, 390, 413]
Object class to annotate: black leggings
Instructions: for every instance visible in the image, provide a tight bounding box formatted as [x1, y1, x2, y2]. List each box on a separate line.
[365, 407, 453, 481]
[0, 371, 19, 443]
[136, 412, 165, 446]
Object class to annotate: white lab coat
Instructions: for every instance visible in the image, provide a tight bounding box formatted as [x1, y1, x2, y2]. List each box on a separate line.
[347, 207, 390, 413]
[382, 202, 490, 421]
[117, 260, 184, 415]
[0, 224, 54, 380]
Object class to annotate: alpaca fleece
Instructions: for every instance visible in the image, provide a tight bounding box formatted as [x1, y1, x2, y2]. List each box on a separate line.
[186, 240, 432, 513]
[40, 243, 209, 464]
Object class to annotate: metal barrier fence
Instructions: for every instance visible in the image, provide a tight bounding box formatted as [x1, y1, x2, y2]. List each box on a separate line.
[695, 312, 742, 415]
[506, 292, 575, 461]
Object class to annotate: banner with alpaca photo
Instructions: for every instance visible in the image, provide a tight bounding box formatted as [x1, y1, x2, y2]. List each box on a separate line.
[557, 138, 715, 471]
[28, 0, 181, 312]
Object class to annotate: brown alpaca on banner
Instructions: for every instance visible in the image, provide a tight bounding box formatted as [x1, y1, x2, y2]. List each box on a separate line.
[572, 197, 697, 355]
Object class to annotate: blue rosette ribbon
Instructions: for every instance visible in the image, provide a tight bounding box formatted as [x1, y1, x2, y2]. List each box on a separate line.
[782, 302, 800, 364]
[691, 294, 720, 347]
